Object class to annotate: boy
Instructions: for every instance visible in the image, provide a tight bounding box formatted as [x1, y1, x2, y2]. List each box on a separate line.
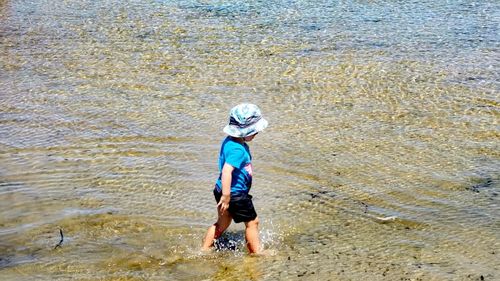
[202, 103, 268, 254]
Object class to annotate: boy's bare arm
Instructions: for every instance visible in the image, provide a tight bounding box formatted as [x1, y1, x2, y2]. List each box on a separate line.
[218, 163, 234, 214]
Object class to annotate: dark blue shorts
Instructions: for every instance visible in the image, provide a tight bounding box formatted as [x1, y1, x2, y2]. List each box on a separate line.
[213, 189, 257, 223]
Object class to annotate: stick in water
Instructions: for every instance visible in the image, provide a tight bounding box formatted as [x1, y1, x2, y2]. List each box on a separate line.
[54, 228, 64, 249]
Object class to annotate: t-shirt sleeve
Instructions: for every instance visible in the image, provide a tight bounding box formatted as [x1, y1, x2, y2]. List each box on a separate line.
[224, 147, 246, 169]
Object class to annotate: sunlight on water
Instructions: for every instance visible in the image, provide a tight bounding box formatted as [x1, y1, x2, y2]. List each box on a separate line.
[1, 0, 499, 280]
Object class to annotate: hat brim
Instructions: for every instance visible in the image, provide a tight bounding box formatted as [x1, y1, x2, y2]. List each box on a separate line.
[223, 118, 268, 137]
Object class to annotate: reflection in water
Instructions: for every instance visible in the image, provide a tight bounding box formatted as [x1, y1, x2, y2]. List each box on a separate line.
[0, 0, 499, 280]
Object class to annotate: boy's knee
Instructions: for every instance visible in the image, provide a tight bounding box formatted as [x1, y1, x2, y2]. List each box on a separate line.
[246, 217, 259, 228]
[214, 223, 225, 238]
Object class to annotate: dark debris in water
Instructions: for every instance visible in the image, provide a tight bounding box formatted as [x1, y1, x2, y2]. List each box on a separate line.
[466, 274, 490, 281]
[466, 178, 494, 193]
[308, 189, 336, 200]
[361, 202, 368, 214]
[297, 271, 308, 277]
[0, 257, 10, 269]
[301, 24, 322, 31]
[364, 18, 382, 23]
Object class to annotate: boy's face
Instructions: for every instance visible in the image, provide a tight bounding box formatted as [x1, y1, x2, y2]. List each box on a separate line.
[243, 133, 258, 142]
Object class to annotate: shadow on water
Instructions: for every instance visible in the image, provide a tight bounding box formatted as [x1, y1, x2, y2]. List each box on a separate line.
[214, 231, 245, 253]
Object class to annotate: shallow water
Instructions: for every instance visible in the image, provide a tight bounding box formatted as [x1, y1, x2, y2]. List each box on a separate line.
[1, 0, 499, 280]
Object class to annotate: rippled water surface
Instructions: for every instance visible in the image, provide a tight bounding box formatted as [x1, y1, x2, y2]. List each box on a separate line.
[1, 0, 499, 280]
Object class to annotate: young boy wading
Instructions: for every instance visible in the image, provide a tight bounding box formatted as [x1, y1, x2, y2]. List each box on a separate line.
[202, 103, 268, 254]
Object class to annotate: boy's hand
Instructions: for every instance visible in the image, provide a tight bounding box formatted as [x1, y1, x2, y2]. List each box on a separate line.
[219, 163, 233, 215]
[217, 194, 230, 214]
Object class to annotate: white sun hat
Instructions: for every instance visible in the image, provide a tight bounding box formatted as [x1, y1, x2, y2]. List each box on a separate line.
[223, 103, 268, 138]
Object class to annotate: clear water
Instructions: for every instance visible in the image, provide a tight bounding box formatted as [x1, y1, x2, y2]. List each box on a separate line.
[1, 0, 499, 280]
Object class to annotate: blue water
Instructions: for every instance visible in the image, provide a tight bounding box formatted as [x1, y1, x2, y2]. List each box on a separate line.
[173, 0, 499, 51]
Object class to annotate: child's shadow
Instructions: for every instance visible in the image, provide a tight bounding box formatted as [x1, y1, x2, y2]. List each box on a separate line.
[214, 231, 245, 252]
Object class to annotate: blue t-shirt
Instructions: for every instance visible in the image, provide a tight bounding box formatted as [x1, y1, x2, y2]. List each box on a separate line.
[215, 136, 253, 194]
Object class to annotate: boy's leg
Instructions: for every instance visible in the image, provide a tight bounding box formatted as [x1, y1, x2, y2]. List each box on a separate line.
[244, 217, 260, 254]
[201, 208, 232, 250]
